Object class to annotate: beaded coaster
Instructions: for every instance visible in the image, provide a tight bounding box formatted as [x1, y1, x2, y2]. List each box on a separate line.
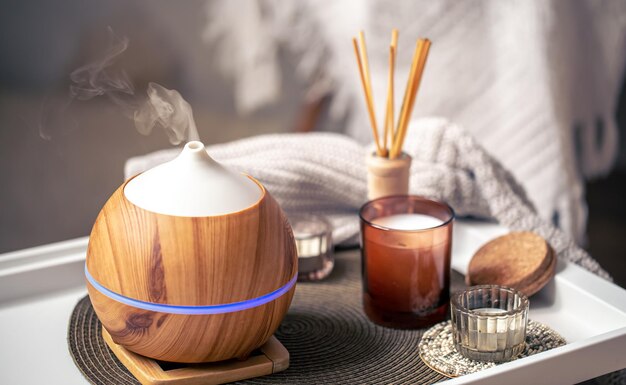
[418, 320, 566, 377]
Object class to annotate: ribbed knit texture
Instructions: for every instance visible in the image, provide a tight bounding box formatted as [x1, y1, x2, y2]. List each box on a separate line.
[125, 118, 610, 280]
[204, 0, 626, 245]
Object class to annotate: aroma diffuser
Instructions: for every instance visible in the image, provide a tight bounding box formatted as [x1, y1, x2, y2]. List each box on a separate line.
[85, 141, 298, 363]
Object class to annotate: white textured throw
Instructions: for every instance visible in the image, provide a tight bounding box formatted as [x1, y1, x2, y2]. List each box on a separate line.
[204, 0, 626, 246]
[126, 118, 609, 281]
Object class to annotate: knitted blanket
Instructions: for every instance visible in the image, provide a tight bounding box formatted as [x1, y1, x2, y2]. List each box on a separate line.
[125, 118, 610, 281]
[204, 0, 626, 246]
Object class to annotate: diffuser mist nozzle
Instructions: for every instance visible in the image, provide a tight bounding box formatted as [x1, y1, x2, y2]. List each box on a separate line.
[123, 141, 262, 217]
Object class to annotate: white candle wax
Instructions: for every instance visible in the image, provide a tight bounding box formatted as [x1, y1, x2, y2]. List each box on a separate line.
[473, 307, 507, 315]
[473, 307, 508, 351]
[371, 213, 443, 230]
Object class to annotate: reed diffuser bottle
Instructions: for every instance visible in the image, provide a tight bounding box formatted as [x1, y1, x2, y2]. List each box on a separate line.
[353, 30, 431, 199]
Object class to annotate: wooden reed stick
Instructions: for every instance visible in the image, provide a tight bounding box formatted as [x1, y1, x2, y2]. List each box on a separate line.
[382, 46, 395, 157]
[352, 36, 383, 155]
[389, 29, 398, 142]
[405, 39, 430, 129]
[391, 29, 399, 52]
[390, 40, 421, 159]
[393, 39, 430, 157]
[391, 39, 430, 159]
[359, 32, 383, 155]
[383, 29, 398, 156]
[358, 31, 374, 96]
[352, 29, 429, 159]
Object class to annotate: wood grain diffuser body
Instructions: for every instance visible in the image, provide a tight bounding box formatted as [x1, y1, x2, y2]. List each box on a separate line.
[85, 141, 298, 363]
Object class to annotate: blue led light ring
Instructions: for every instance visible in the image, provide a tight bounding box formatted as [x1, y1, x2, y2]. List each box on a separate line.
[85, 264, 297, 315]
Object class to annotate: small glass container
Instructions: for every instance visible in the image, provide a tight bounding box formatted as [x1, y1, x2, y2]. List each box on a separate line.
[289, 213, 334, 282]
[450, 285, 529, 362]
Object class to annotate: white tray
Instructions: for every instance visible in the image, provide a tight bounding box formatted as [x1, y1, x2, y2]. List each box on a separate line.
[450, 221, 626, 384]
[0, 220, 625, 385]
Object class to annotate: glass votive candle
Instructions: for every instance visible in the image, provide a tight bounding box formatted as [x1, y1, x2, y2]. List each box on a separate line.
[289, 213, 334, 282]
[451, 285, 529, 362]
[359, 195, 454, 329]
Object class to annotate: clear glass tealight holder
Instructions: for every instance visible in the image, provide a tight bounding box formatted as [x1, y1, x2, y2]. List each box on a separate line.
[289, 213, 334, 282]
[450, 285, 529, 362]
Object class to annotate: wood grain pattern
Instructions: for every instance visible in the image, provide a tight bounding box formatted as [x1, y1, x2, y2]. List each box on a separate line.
[87, 176, 296, 305]
[103, 327, 289, 384]
[91, 280, 293, 363]
[86, 175, 297, 362]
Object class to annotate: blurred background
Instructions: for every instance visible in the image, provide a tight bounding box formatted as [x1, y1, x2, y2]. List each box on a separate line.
[1, 0, 625, 287]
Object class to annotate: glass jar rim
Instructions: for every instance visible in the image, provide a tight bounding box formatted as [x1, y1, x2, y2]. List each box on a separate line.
[451, 285, 529, 317]
[359, 195, 455, 233]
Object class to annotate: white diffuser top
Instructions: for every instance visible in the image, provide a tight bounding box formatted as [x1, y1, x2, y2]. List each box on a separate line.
[124, 141, 262, 217]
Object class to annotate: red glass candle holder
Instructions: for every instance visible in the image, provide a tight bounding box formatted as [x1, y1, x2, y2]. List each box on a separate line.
[359, 195, 454, 329]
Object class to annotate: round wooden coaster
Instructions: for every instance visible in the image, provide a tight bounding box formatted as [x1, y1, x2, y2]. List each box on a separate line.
[418, 320, 566, 377]
[466, 232, 555, 296]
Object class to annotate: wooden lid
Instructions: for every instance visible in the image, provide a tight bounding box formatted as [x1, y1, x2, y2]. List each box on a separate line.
[466, 232, 556, 296]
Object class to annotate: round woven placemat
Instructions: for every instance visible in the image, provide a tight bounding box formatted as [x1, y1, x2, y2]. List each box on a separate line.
[67, 251, 500, 384]
[418, 320, 566, 377]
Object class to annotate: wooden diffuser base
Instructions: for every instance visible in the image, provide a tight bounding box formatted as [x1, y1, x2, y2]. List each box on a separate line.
[103, 328, 289, 385]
